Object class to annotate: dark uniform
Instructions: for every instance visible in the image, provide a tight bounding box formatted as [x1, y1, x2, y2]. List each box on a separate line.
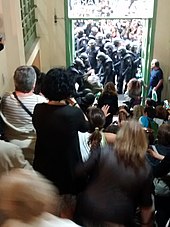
[96, 52, 114, 86]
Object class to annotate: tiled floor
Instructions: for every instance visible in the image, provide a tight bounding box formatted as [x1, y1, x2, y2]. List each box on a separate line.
[118, 94, 129, 107]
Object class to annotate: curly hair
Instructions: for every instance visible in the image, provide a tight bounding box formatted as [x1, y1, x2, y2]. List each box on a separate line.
[127, 78, 141, 91]
[86, 107, 106, 151]
[41, 67, 75, 101]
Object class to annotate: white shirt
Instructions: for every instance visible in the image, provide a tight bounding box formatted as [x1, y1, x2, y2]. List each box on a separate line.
[2, 212, 81, 227]
[78, 131, 107, 162]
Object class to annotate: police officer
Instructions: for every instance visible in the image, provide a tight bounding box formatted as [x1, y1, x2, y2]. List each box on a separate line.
[75, 28, 88, 56]
[96, 52, 114, 86]
[117, 46, 133, 94]
[67, 57, 86, 92]
[86, 39, 99, 73]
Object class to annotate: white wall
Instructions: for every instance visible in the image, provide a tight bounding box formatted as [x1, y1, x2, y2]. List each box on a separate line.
[35, 0, 66, 73]
[0, 0, 25, 95]
[153, 0, 170, 100]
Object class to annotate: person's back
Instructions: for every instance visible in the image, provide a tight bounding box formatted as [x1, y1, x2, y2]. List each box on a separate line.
[1, 66, 47, 162]
[74, 120, 154, 226]
[0, 66, 47, 163]
[32, 67, 89, 195]
[78, 106, 116, 162]
[97, 82, 118, 128]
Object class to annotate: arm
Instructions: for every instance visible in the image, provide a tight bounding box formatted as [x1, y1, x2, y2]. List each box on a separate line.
[67, 97, 88, 121]
[140, 206, 154, 227]
[147, 146, 170, 177]
[138, 167, 154, 226]
[154, 79, 163, 91]
[147, 148, 164, 161]
[75, 147, 101, 178]
[152, 153, 170, 177]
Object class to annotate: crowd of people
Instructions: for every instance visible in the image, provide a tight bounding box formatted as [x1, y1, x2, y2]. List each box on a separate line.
[0, 59, 169, 227]
[71, 18, 143, 96]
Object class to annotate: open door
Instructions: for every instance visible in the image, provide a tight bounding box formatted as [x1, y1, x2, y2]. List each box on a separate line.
[65, 0, 157, 103]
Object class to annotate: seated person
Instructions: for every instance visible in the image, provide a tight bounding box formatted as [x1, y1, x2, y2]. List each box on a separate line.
[153, 105, 169, 126]
[139, 106, 158, 141]
[147, 124, 170, 227]
[0, 66, 47, 164]
[132, 105, 144, 121]
[125, 78, 146, 109]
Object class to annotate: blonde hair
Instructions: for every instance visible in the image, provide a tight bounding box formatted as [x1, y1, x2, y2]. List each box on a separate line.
[0, 169, 59, 223]
[133, 105, 144, 120]
[114, 120, 148, 169]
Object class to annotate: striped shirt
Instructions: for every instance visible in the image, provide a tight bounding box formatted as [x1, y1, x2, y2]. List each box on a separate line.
[1, 92, 47, 132]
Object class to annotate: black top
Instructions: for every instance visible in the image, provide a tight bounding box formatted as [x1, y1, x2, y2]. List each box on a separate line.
[75, 146, 153, 226]
[97, 93, 118, 127]
[32, 103, 89, 195]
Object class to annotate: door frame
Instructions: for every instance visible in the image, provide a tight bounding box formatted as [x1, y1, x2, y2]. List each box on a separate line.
[64, 0, 158, 102]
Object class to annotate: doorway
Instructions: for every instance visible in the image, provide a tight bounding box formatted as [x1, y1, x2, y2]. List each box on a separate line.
[64, 0, 157, 102]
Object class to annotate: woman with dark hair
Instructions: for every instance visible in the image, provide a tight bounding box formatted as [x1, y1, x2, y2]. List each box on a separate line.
[75, 120, 154, 227]
[97, 82, 118, 128]
[78, 106, 116, 161]
[139, 106, 158, 141]
[154, 105, 168, 126]
[32, 67, 89, 195]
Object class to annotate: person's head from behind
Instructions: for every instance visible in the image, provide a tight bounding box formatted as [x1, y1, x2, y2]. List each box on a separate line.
[133, 105, 144, 120]
[14, 66, 36, 93]
[144, 106, 156, 119]
[104, 123, 120, 134]
[79, 92, 95, 114]
[41, 67, 75, 101]
[145, 98, 156, 108]
[127, 78, 140, 91]
[155, 105, 168, 121]
[102, 81, 117, 96]
[0, 169, 59, 223]
[157, 124, 170, 147]
[118, 105, 130, 126]
[114, 120, 148, 169]
[86, 107, 106, 150]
